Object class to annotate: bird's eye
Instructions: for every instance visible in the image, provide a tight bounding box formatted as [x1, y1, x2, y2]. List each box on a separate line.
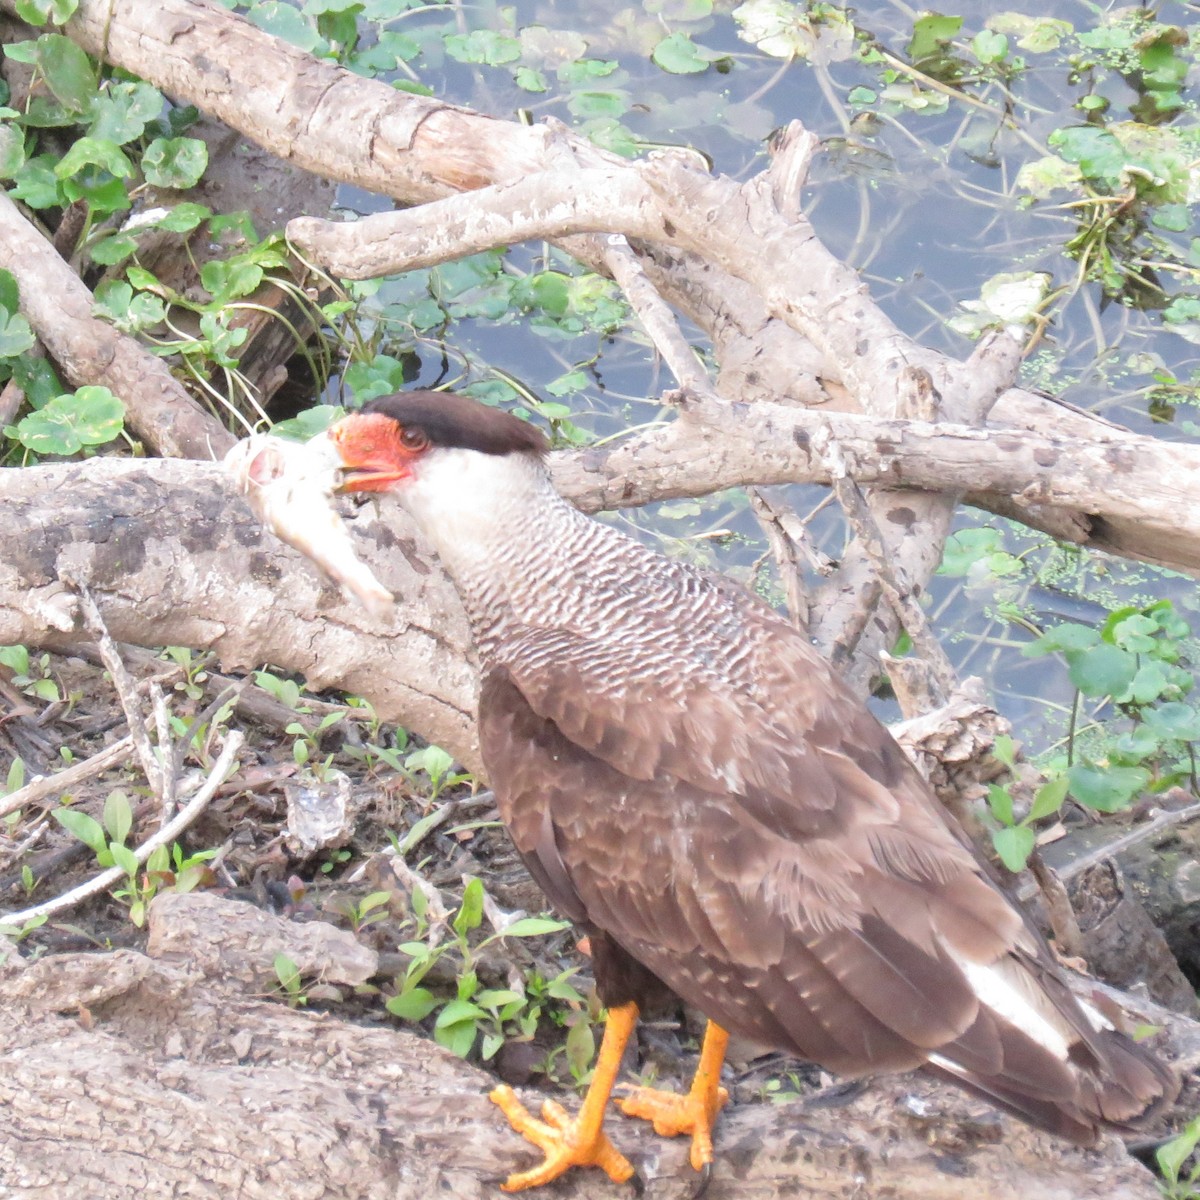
[399, 427, 429, 452]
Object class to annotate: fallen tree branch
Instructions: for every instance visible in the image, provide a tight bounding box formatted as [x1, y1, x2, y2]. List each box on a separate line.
[0, 193, 233, 460]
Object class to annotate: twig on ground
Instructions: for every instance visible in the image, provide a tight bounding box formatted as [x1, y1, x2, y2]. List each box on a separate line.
[749, 490, 832, 629]
[151, 683, 176, 822]
[0, 730, 244, 925]
[381, 850, 452, 938]
[0, 734, 135, 821]
[601, 235, 708, 395]
[766, 121, 820, 222]
[0, 815, 50, 870]
[76, 586, 165, 799]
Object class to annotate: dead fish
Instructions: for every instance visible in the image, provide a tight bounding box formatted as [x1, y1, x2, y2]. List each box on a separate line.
[224, 434, 394, 620]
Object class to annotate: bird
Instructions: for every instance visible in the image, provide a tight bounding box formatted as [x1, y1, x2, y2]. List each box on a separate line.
[318, 389, 1176, 1192]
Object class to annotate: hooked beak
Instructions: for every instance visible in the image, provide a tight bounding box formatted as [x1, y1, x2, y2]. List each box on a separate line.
[316, 412, 413, 494]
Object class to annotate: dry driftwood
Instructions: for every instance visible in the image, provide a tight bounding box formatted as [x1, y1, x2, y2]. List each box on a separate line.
[0, 890, 1183, 1200]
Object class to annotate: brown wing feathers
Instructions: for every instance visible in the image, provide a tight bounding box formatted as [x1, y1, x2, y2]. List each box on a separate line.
[480, 601, 1175, 1144]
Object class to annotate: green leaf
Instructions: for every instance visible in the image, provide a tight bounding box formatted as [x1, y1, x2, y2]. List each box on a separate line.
[453, 877, 484, 937]
[11, 353, 61, 409]
[394, 805, 448, 855]
[87, 81, 163, 144]
[651, 32, 711, 74]
[907, 13, 962, 62]
[1048, 127, 1127, 189]
[385, 987, 438, 1021]
[1024, 623, 1099, 656]
[93, 280, 167, 333]
[1143, 702, 1200, 742]
[103, 789, 133, 846]
[89, 235, 138, 266]
[433, 1016, 478, 1058]
[54, 807, 107, 856]
[1128, 661, 1170, 707]
[434, 998, 487, 1027]
[1067, 764, 1149, 813]
[0, 269, 18, 314]
[0, 645, 29, 675]
[444, 30, 521, 66]
[36, 34, 95, 114]
[200, 257, 263, 302]
[499, 917, 570, 939]
[1157, 1116, 1200, 1185]
[476, 988, 523, 1009]
[247, 2, 321, 51]
[9, 157, 64, 208]
[110, 841, 138, 878]
[1066, 644, 1136, 698]
[567, 90, 628, 120]
[986, 783, 1014, 827]
[514, 66, 548, 92]
[1014, 154, 1083, 199]
[992, 825, 1035, 873]
[1027, 775, 1069, 822]
[141, 136, 207, 189]
[0, 308, 35, 357]
[13, 385, 124, 455]
[359, 890, 392, 914]
[54, 136, 133, 180]
[155, 202, 211, 232]
[971, 29, 1007, 64]
[985, 14, 1070, 54]
[515, 271, 571, 317]
[565, 1017, 595, 1076]
[13, 0, 78, 23]
[274, 953, 301, 990]
[0, 123, 25, 180]
[938, 527, 1003, 576]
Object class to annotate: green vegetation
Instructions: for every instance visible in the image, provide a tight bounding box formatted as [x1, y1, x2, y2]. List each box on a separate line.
[383, 875, 594, 1072]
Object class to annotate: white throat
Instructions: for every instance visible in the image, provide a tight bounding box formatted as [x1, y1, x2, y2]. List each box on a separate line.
[395, 445, 559, 585]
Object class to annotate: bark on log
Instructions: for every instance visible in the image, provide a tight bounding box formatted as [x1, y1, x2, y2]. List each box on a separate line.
[0, 456, 481, 771]
[0, 890, 1182, 1200]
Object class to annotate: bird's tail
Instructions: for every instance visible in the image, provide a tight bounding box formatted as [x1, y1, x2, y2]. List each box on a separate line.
[923, 966, 1178, 1144]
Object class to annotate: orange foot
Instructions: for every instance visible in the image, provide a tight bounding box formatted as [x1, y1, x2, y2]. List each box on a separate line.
[617, 1081, 730, 1172]
[490, 1084, 636, 1192]
[617, 1021, 731, 1173]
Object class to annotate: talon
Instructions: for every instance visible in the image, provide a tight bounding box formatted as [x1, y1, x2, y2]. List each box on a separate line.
[618, 1084, 728, 1169]
[618, 1022, 731, 1179]
[692, 1161, 713, 1200]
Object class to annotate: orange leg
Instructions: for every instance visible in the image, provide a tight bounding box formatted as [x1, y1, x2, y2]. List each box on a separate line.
[490, 1001, 640, 1192]
[618, 1021, 730, 1172]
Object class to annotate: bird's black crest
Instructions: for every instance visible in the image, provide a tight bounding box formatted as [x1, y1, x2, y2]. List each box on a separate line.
[363, 391, 549, 457]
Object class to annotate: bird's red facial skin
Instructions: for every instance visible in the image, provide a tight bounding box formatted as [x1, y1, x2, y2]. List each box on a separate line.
[328, 413, 424, 493]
